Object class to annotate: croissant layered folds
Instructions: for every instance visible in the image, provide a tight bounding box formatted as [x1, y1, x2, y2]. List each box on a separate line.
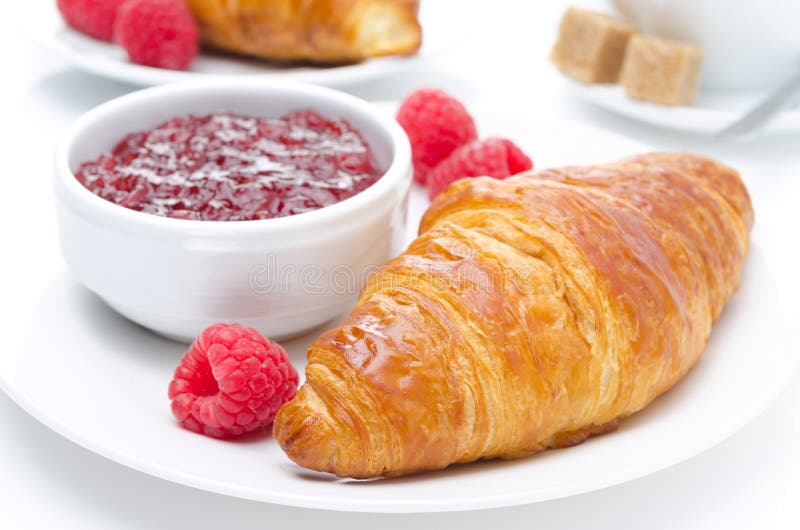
[274, 152, 753, 478]
[185, 0, 422, 63]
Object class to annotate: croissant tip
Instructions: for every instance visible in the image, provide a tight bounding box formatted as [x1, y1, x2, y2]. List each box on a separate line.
[274, 390, 339, 475]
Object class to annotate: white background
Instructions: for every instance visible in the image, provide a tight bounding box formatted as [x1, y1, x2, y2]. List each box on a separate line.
[1, 1, 799, 528]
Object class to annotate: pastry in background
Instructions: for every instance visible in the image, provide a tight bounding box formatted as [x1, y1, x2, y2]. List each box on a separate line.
[620, 34, 703, 106]
[550, 7, 635, 83]
[274, 152, 752, 478]
[185, 0, 423, 63]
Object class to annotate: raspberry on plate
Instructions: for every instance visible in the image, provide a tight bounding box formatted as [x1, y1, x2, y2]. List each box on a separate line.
[57, 0, 127, 41]
[427, 137, 533, 200]
[168, 324, 299, 438]
[396, 88, 478, 185]
[114, 0, 199, 70]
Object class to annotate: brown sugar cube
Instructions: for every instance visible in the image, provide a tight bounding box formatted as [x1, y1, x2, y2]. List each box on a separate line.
[550, 7, 636, 83]
[620, 34, 703, 106]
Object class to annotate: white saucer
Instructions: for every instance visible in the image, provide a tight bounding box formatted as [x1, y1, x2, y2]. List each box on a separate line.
[22, 0, 474, 87]
[1, 104, 796, 512]
[560, 75, 800, 134]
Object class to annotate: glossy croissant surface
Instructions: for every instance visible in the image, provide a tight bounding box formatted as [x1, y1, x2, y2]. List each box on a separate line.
[274, 152, 753, 478]
[185, 0, 422, 63]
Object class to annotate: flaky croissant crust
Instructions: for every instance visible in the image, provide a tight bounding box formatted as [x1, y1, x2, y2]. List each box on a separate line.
[274, 152, 753, 478]
[186, 0, 422, 63]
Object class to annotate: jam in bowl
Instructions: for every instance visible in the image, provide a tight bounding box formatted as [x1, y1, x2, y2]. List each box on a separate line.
[75, 110, 384, 221]
[54, 81, 412, 342]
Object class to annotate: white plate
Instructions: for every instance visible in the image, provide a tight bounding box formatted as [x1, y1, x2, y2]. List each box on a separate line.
[1, 104, 797, 513]
[23, 0, 473, 87]
[559, 74, 800, 134]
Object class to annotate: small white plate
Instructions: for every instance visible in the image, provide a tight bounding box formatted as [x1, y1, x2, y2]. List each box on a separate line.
[1, 104, 796, 513]
[560, 75, 800, 134]
[23, 0, 473, 87]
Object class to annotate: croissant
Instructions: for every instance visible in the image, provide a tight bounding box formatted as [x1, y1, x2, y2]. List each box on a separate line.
[185, 0, 422, 63]
[274, 152, 753, 478]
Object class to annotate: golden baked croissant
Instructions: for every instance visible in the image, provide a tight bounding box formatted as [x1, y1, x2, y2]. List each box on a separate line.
[274, 152, 753, 478]
[185, 0, 422, 63]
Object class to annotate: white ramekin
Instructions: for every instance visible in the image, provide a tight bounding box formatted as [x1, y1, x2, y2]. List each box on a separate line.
[54, 80, 411, 343]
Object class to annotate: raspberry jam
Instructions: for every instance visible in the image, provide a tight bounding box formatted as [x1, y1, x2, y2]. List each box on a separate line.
[75, 111, 383, 221]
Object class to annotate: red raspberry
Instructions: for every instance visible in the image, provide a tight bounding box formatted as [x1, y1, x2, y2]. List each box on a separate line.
[396, 88, 478, 185]
[427, 138, 533, 199]
[57, 0, 127, 41]
[168, 324, 299, 438]
[114, 0, 199, 70]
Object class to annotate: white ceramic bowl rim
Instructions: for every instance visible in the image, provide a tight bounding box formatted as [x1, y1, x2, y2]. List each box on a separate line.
[54, 79, 411, 237]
